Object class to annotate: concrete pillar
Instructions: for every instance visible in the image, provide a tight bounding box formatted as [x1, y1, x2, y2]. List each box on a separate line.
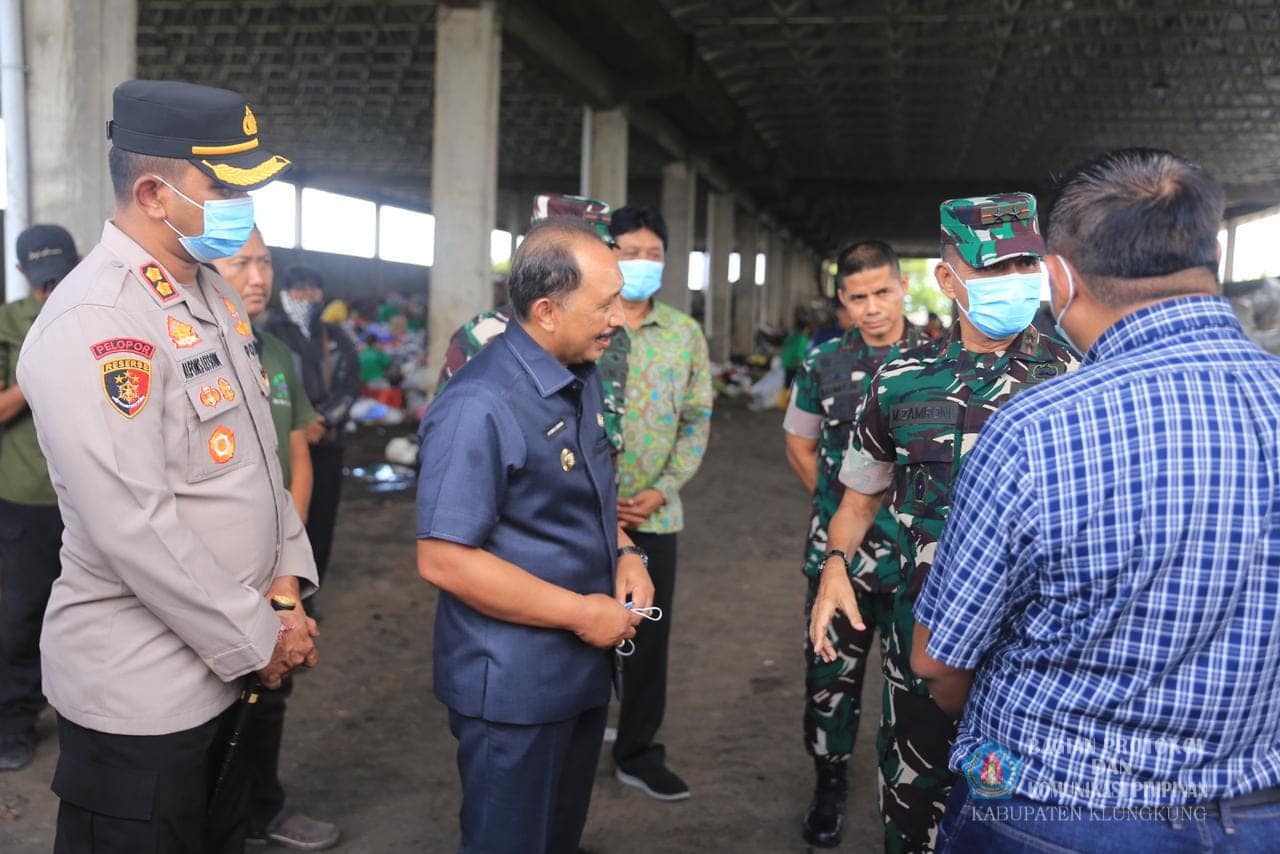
[794, 247, 815, 313]
[788, 243, 808, 316]
[25, 0, 136, 256]
[1224, 220, 1238, 283]
[765, 230, 786, 330]
[706, 190, 735, 363]
[659, 161, 695, 316]
[732, 216, 759, 355]
[429, 0, 501, 377]
[581, 106, 628, 207]
[501, 187, 526, 236]
[752, 225, 762, 330]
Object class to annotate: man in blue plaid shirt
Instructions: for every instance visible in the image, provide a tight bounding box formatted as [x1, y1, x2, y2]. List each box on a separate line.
[912, 148, 1280, 852]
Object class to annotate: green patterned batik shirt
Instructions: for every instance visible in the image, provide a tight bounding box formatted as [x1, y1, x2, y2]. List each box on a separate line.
[617, 301, 713, 534]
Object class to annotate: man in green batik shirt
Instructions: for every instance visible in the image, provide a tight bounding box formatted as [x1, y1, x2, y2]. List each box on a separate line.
[607, 205, 712, 803]
[214, 228, 340, 851]
[0, 225, 78, 771]
[811, 193, 1079, 853]
[784, 240, 922, 848]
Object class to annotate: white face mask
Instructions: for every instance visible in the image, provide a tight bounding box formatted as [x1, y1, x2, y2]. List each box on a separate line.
[1050, 258, 1084, 356]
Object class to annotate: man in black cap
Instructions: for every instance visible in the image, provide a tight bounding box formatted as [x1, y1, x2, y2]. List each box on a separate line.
[17, 80, 318, 853]
[0, 224, 77, 772]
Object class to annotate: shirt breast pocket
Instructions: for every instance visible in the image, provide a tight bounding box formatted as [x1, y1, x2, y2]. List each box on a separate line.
[183, 378, 254, 483]
[893, 428, 956, 515]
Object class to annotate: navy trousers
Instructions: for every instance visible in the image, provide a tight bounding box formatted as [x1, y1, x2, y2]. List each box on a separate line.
[449, 704, 607, 854]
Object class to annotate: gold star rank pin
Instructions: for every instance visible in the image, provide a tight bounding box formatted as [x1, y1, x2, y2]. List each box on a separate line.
[560, 448, 576, 472]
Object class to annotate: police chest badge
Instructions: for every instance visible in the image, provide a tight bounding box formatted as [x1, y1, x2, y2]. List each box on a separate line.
[166, 315, 201, 349]
[208, 425, 236, 464]
[102, 356, 152, 419]
[222, 297, 253, 337]
[560, 448, 576, 472]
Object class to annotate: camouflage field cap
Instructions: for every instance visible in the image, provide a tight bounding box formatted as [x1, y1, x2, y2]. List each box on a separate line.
[531, 193, 615, 246]
[939, 192, 1046, 269]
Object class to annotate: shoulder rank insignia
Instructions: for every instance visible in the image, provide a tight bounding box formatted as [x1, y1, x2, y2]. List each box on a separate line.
[102, 355, 152, 419]
[140, 263, 180, 303]
[208, 425, 236, 464]
[166, 315, 202, 349]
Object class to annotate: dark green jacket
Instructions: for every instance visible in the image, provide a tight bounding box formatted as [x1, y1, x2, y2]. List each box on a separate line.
[0, 296, 56, 505]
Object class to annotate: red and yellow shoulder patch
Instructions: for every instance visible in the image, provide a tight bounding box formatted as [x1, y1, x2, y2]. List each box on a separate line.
[140, 263, 180, 303]
[101, 356, 152, 419]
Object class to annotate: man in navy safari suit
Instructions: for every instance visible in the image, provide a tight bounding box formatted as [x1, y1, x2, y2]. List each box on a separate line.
[416, 217, 654, 854]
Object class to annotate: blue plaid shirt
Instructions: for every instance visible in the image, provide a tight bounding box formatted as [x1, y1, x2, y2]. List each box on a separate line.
[916, 296, 1280, 807]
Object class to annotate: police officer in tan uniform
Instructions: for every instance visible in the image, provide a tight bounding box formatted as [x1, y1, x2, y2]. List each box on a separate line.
[17, 80, 318, 853]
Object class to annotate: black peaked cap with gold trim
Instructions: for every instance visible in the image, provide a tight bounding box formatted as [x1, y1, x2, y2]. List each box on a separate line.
[107, 79, 291, 191]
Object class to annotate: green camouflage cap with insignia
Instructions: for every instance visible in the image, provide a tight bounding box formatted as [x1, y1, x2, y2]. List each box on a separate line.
[939, 192, 1045, 269]
[531, 193, 615, 247]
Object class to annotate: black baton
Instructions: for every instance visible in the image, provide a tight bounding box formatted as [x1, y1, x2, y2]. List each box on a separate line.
[207, 594, 296, 818]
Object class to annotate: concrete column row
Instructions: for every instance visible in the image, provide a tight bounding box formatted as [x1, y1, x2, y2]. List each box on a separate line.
[427, 0, 502, 374]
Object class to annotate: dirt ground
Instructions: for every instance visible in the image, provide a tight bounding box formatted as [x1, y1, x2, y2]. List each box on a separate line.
[0, 401, 889, 853]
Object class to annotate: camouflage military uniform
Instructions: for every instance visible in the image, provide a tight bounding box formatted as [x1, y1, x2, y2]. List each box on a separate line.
[841, 322, 1078, 852]
[787, 321, 921, 761]
[433, 303, 628, 452]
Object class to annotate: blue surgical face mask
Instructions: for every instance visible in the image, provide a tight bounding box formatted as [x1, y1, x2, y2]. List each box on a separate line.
[154, 175, 256, 263]
[947, 261, 1044, 339]
[618, 259, 664, 301]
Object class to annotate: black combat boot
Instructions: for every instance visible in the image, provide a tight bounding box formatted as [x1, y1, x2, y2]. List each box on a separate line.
[802, 756, 848, 847]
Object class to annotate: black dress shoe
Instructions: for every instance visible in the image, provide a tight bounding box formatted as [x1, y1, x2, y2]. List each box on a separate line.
[802, 757, 847, 847]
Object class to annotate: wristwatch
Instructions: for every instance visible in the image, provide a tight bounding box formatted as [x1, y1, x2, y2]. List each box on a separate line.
[617, 545, 649, 569]
[823, 550, 850, 572]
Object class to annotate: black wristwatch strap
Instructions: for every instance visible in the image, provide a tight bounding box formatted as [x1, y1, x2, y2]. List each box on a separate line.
[823, 550, 850, 572]
[617, 545, 649, 568]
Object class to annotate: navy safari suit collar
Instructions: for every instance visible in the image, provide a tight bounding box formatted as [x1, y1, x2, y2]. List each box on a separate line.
[500, 320, 594, 397]
[1085, 295, 1241, 365]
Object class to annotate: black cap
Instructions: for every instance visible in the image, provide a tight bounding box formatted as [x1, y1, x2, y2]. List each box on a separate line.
[107, 79, 292, 191]
[16, 224, 78, 287]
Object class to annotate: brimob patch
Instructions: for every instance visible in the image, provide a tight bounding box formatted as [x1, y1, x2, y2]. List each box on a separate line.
[140, 263, 179, 303]
[91, 337, 156, 360]
[102, 357, 152, 419]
